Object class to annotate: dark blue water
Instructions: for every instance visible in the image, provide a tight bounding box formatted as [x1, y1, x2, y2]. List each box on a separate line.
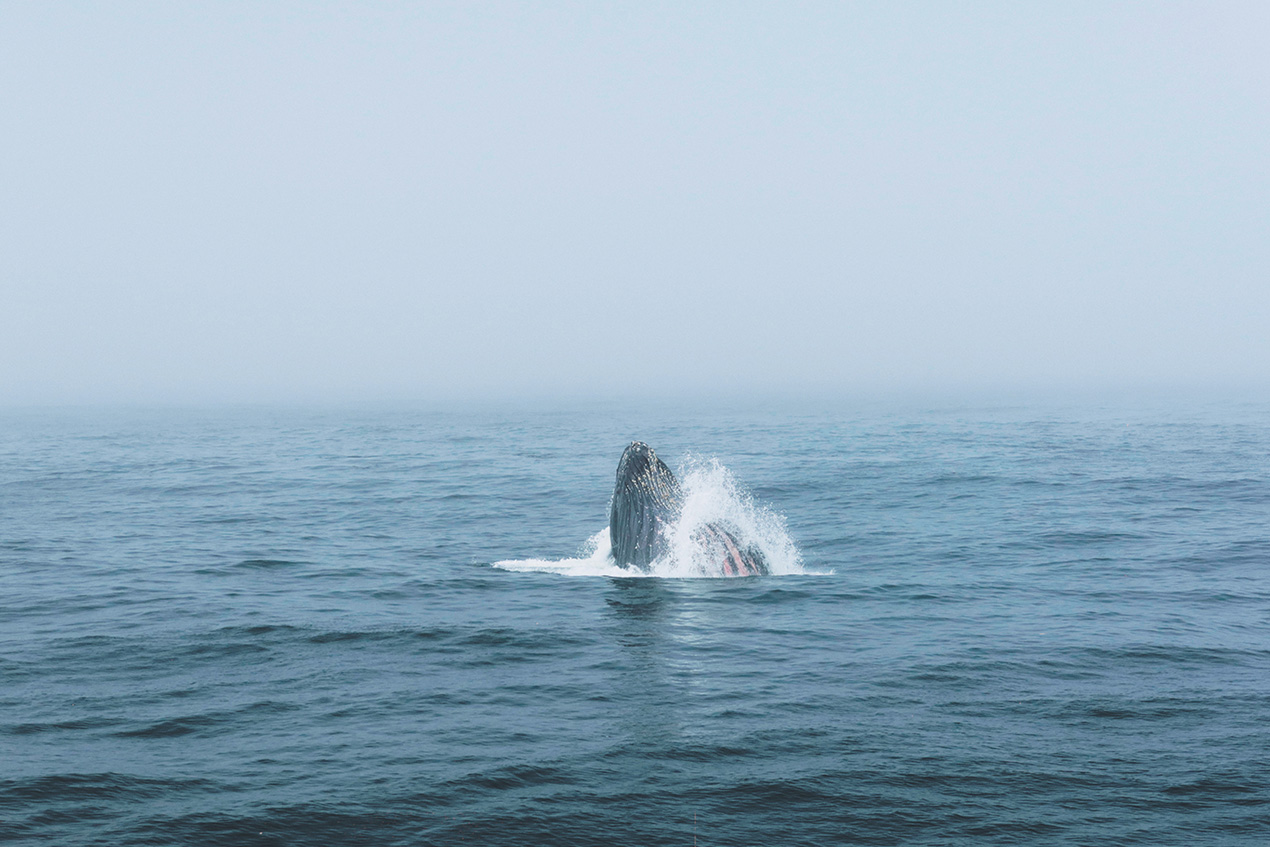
[3, 399, 1268, 845]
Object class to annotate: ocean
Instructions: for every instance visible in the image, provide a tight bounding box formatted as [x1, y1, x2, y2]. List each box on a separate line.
[2, 398, 1267, 845]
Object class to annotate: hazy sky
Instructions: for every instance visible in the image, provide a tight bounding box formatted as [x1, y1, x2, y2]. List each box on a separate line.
[2, 2, 1267, 403]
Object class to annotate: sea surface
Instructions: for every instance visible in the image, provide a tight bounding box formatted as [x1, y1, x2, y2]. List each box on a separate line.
[2, 398, 1268, 846]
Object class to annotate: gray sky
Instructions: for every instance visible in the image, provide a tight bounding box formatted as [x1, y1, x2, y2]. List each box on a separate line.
[2, 2, 1267, 403]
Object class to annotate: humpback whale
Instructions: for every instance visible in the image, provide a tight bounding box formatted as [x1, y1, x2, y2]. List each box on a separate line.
[609, 442, 769, 576]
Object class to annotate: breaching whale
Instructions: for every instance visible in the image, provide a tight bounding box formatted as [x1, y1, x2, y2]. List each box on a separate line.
[609, 442, 769, 576]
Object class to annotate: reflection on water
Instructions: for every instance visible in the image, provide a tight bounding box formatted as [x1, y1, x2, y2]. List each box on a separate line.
[602, 578, 680, 757]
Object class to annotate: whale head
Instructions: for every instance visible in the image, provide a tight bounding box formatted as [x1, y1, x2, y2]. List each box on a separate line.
[609, 442, 683, 570]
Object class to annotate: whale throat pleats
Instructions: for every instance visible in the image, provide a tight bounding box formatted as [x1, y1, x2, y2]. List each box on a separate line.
[610, 444, 683, 570]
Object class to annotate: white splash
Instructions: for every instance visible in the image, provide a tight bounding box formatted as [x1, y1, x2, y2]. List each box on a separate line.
[494, 528, 624, 577]
[493, 456, 813, 578]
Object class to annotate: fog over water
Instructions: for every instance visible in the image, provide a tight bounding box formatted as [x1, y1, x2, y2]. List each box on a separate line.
[2, 2, 1267, 404]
